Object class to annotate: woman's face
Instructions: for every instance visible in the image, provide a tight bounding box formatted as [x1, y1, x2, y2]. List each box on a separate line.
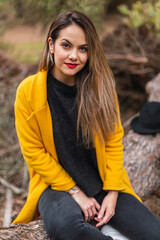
[48, 24, 88, 85]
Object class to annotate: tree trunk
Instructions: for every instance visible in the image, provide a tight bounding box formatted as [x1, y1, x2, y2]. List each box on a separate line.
[123, 131, 160, 200]
[123, 73, 160, 200]
[0, 73, 160, 239]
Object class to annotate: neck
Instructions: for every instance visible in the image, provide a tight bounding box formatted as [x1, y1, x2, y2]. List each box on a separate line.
[51, 67, 75, 86]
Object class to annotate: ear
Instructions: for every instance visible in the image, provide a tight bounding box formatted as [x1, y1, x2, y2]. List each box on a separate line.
[48, 37, 54, 54]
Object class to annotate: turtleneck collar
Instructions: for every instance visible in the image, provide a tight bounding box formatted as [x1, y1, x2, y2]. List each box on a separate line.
[47, 69, 77, 97]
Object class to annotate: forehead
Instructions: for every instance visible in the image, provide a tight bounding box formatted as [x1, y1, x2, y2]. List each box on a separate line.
[57, 24, 87, 44]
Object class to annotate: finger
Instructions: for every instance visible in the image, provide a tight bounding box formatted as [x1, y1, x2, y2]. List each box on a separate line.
[104, 210, 113, 223]
[94, 200, 101, 211]
[91, 206, 98, 217]
[97, 206, 105, 220]
[83, 210, 89, 222]
[88, 209, 93, 221]
[96, 219, 105, 228]
[94, 216, 101, 222]
[96, 210, 113, 227]
[96, 217, 110, 228]
[96, 216, 108, 228]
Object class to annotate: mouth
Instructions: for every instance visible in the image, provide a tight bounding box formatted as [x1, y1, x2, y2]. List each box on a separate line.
[65, 63, 78, 68]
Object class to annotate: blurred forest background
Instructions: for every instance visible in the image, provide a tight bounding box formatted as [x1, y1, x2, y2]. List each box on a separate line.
[0, 0, 160, 228]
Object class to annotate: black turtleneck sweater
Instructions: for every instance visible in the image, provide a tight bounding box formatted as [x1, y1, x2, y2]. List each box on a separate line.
[47, 70, 103, 197]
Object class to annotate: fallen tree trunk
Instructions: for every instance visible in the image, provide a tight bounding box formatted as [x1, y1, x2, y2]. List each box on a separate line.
[0, 219, 49, 240]
[123, 131, 160, 200]
[123, 73, 160, 200]
[0, 74, 160, 239]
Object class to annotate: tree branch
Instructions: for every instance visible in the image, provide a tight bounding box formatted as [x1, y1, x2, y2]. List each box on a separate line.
[0, 177, 27, 195]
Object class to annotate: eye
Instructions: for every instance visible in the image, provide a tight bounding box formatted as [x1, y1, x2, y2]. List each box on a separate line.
[79, 46, 88, 52]
[62, 43, 70, 49]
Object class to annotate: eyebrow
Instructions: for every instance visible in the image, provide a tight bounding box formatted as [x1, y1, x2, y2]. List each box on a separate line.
[61, 38, 88, 47]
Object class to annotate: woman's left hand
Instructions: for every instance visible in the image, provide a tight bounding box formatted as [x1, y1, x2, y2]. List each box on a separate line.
[94, 190, 118, 227]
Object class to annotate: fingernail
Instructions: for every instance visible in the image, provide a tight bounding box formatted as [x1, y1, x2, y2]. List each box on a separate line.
[98, 215, 101, 219]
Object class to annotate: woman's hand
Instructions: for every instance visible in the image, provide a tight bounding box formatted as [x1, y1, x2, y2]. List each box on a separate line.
[94, 190, 118, 227]
[68, 187, 100, 222]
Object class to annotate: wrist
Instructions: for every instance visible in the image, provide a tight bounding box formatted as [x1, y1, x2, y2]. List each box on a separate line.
[108, 190, 118, 197]
[67, 186, 81, 195]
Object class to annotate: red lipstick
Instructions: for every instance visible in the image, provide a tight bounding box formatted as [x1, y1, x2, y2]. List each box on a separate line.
[65, 63, 78, 68]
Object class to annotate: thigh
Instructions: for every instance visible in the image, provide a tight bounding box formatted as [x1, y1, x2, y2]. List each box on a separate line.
[109, 192, 160, 240]
[38, 187, 83, 239]
[38, 187, 113, 240]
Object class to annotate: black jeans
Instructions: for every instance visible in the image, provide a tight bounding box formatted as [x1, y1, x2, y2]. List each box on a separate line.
[38, 187, 160, 240]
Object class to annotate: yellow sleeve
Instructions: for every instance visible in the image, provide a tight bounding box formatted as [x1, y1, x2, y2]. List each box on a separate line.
[14, 90, 76, 191]
[103, 115, 125, 191]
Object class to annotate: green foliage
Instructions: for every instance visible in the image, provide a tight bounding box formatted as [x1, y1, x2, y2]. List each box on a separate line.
[8, 0, 106, 31]
[0, 41, 44, 63]
[0, 1, 14, 35]
[118, 0, 160, 38]
[1, 0, 140, 32]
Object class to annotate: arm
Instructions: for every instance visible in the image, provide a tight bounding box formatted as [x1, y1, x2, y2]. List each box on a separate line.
[103, 115, 125, 191]
[95, 112, 124, 226]
[14, 91, 76, 191]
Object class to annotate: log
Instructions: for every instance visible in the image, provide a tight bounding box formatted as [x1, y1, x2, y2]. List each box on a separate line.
[123, 131, 160, 200]
[123, 73, 160, 200]
[146, 73, 160, 102]
[0, 73, 160, 239]
[0, 219, 49, 240]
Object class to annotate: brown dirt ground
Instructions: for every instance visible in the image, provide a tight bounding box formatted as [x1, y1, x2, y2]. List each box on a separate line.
[1, 23, 48, 43]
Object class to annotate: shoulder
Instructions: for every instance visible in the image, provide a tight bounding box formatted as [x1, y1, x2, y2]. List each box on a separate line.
[16, 73, 37, 97]
[15, 70, 48, 112]
[14, 72, 38, 111]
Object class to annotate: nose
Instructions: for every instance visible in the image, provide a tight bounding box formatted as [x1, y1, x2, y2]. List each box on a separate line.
[68, 49, 78, 61]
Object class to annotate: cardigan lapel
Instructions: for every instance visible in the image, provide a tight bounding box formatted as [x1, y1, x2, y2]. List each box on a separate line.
[34, 104, 59, 161]
[28, 70, 48, 111]
[28, 70, 59, 161]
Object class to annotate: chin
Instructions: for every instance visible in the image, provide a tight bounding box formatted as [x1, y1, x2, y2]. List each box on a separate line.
[64, 70, 79, 76]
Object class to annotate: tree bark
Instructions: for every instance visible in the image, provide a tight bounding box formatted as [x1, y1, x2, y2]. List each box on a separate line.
[0, 219, 49, 240]
[0, 73, 160, 239]
[123, 131, 160, 200]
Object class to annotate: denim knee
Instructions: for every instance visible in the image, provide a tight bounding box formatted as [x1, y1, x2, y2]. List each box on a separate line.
[38, 189, 85, 240]
[46, 203, 85, 240]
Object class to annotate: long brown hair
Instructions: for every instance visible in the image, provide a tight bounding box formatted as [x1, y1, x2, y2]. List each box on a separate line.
[39, 11, 119, 148]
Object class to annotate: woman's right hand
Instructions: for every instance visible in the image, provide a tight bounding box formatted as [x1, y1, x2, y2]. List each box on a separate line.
[69, 188, 100, 222]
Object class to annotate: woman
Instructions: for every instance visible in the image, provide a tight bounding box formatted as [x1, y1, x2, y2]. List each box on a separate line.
[13, 11, 160, 240]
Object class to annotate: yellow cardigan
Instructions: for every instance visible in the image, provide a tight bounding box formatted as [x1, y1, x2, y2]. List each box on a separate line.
[13, 70, 141, 224]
